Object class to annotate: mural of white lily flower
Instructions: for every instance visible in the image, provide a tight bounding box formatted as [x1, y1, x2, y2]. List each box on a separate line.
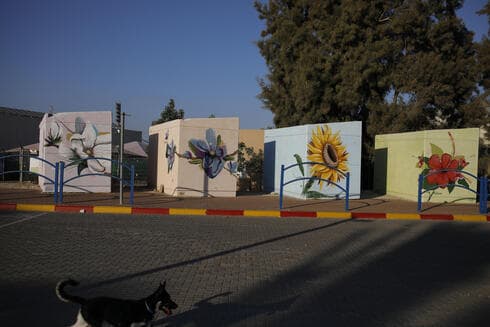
[59, 118, 111, 175]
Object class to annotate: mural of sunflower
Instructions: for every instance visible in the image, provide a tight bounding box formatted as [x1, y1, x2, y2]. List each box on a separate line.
[307, 125, 349, 189]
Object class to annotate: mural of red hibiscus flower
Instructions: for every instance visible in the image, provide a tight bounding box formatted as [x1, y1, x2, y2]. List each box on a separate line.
[426, 153, 462, 188]
[417, 132, 470, 194]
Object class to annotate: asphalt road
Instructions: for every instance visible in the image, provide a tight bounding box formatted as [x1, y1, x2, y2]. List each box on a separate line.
[0, 211, 489, 327]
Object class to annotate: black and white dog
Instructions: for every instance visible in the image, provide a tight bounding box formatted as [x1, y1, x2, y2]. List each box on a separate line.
[56, 279, 178, 327]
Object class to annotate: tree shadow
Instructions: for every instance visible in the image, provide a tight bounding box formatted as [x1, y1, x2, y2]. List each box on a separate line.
[420, 197, 485, 213]
[232, 222, 490, 326]
[79, 219, 351, 291]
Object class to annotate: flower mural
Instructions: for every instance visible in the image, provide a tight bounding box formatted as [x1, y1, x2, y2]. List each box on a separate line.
[293, 124, 349, 198]
[307, 125, 349, 188]
[46, 117, 111, 175]
[165, 139, 176, 173]
[44, 122, 62, 148]
[417, 132, 469, 193]
[177, 128, 237, 178]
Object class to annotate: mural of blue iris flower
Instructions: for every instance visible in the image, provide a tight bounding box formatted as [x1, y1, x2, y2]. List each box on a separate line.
[186, 129, 237, 178]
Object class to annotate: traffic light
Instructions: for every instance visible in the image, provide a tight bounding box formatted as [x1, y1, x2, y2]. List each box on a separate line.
[115, 102, 121, 126]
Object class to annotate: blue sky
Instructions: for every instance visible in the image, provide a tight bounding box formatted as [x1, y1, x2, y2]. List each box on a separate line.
[1, 0, 488, 140]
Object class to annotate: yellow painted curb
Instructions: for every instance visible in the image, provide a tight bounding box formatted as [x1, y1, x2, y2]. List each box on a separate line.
[93, 206, 132, 214]
[169, 208, 207, 216]
[316, 211, 351, 219]
[16, 204, 55, 212]
[453, 215, 487, 222]
[243, 210, 281, 217]
[386, 213, 421, 220]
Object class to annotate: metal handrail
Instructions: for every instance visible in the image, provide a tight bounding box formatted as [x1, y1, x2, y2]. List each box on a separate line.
[59, 158, 134, 205]
[417, 168, 488, 214]
[279, 161, 350, 211]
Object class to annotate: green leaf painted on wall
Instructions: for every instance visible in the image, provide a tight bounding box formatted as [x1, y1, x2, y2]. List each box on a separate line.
[305, 191, 328, 198]
[458, 178, 469, 189]
[430, 143, 444, 156]
[188, 140, 199, 155]
[447, 183, 455, 193]
[302, 177, 315, 194]
[294, 154, 304, 176]
[77, 161, 88, 176]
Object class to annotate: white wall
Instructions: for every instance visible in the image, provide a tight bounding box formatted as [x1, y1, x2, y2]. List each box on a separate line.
[39, 112, 112, 193]
[264, 121, 362, 199]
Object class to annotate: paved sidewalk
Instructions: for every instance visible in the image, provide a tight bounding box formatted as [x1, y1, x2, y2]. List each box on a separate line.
[0, 184, 488, 221]
[2, 211, 490, 326]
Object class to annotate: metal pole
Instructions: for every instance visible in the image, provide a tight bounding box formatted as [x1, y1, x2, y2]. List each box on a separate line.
[480, 176, 488, 214]
[54, 162, 59, 204]
[130, 164, 134, 206]
[19, 148, 23, 182]
[119, 112, 125, 205]
[345, 172, 350, 211]
[279, 164, 284, 209]
[59, 161, 65, 204]
[417, 174, 423, 212]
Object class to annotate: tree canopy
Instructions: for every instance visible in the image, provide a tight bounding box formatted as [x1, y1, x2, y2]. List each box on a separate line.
[152, 99, 185, 125]
[255, 0, 488, 153]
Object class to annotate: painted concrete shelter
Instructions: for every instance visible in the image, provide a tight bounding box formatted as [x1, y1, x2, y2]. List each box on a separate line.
[38, 111, 112, 193]
[264, 121, 362, 200]
[374, 128, 480, 203]
[149, 117, 239, 197]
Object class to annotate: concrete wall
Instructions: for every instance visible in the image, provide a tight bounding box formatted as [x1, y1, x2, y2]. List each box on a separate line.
[39, 112, 112, 192]
[264, 121, 362, 199]
[374, 128, 480, 203]
[149, 117, 239, 197]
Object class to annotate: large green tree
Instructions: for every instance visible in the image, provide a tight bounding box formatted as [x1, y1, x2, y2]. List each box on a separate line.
[255, 0, 486, 161]
[152, 99, 185, 125]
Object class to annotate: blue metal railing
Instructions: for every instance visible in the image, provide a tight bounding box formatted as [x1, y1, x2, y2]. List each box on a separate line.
[279, 161, 350, 211]
[0, 154, 135, 205]
[417, 169, 488, 214]
[0, 154, 59, 203]
[59, 157, 134, 205]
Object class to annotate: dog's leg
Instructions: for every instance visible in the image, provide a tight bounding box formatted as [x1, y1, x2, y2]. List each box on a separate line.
[70, 311, 90, 327]
[130, 322, 149, 327]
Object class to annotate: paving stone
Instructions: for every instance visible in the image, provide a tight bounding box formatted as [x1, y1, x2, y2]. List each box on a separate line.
[0, 212, 490, 326]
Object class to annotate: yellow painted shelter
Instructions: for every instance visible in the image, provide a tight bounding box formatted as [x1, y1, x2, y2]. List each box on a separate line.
[374, 128, 480, 203]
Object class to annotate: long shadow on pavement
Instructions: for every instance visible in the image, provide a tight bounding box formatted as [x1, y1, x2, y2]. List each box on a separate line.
[79, 219, 351, 291]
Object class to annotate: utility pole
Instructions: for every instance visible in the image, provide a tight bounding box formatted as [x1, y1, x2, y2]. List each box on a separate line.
[120, 112, 125, 205]
[116, 102, 123, 204]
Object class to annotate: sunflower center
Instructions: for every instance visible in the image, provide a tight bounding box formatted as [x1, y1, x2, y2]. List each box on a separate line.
[322, 144, 338, 167]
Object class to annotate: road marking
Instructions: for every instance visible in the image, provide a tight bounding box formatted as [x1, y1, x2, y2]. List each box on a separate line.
[169, 208, 206, 216]
[0, 212, 46, 229]
[16, 204, 55, 212]
[243, 210, 281, 217]
[453, 214, 487, 222]
[93, 206, 132, 214]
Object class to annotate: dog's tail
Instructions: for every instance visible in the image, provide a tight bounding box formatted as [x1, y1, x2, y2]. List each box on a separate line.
[55, 279, 86, 304]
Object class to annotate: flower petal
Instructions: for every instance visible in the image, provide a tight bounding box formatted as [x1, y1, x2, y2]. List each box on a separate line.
[203, 155, 224, 178]
[81, 122, 98, 149]
[87, 158, 106, 173]
[428, 155, 442, 169]
[70, 139, 88, 159]
[441, 153, 452, 168]
[189, 139, 209, 158]
[205, 129, 216, 147]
